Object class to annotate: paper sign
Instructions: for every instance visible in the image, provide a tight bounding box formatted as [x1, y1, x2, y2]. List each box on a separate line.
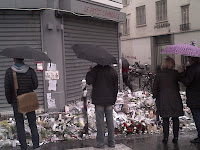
[47, 99, 56, 109]
[45, 71, 59, 80]
[47, 63, 57, 71]
[48, 80, 57, 91]
[47, 93, 51, 99]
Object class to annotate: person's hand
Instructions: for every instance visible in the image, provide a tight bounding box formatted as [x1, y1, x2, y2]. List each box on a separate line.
[178, 65, 185, 73]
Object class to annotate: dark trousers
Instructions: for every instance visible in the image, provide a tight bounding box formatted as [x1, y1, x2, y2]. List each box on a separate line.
[163, 117, 179, 138]
[190, 108, 200, 138]
[122, 73, 132, 91]
[13, 103, 39, 150]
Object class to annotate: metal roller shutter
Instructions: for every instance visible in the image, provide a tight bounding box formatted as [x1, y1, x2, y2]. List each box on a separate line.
[64, 15, 119, 103]
[0, 10, 44, 113]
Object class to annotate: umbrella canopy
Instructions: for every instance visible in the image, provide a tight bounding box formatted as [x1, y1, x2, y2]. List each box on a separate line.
[0, 46, 51, 61]
[71, 44, 117, 66]
[161, 43, 200, 57]
[122, 57, 130, 68]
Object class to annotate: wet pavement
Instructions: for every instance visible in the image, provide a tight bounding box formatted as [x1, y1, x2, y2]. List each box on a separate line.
[3, 130, 200, 150]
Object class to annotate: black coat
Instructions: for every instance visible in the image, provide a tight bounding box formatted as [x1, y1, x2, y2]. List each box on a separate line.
[4, 67, 38, 104]
[86, 65, 118, 106]
[153, 69, 183, 118]
[180, 62, 200, 108]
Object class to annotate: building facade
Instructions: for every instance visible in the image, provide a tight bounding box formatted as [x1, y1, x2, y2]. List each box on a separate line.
[0, 0, 125, 114]
[120, 0, 200, 72]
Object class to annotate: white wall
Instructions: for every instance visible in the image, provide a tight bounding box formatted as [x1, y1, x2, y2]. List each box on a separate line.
[91, 0, 123, 9]
[121, 37, 151, 65]
[121, 0, 200, 39]
[174, 31, 200, 48]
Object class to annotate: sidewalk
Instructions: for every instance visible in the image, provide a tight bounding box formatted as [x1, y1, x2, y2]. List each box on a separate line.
[4, 130, 200, 150]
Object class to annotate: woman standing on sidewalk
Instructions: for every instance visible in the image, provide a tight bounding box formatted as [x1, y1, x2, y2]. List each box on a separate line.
[153, 57, 183, 143]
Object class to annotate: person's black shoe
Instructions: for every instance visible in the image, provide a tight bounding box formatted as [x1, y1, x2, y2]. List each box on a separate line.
[172, 137, 178, 143]
[162, 137, 168, 144]
[108, 144, 115, 148]
[95, 145, 105, 149]
[190, 138, 200, 143]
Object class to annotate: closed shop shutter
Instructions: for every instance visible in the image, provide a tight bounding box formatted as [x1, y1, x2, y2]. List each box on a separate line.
[0, 10, 44, 113]
[64, 15, 119, 103]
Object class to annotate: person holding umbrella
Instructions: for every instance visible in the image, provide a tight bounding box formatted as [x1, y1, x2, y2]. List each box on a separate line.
[4, 58, 40, 150]
[179, 56, 200, 143]
[86, 64, 118, 148]
[72, 44, 118, 148]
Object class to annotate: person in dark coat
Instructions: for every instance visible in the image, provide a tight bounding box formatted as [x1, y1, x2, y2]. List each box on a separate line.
[122, 57, 132, 91]
[4, 58, 40, 150]
[86, 64, 118, 148]
[153, 57, 183, 143]
[180, 56, 200, 143]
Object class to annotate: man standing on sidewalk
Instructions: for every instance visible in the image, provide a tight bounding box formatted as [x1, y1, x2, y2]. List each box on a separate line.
[86, 64, 118, 148]
[4, 58, 40, 150]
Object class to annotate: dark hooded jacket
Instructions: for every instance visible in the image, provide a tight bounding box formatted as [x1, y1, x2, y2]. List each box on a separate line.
[4, 64, 38, 104]
[153, 69, 183, 118]
[86, 65, 118, 106]
[180, 62, 200, 108]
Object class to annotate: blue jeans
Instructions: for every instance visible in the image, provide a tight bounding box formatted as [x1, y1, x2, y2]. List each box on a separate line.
[191, 108, 200, 138]
[95, 105, 115, 147]
[13, 103, 39, 150]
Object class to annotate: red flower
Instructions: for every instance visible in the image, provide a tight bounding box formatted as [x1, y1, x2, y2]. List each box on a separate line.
[123, 123, 133, 133]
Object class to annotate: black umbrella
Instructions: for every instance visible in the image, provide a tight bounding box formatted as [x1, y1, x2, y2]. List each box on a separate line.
[122, 57, 130, 68]
[0, 46, 51, 61]
[71, 44, 117, 66]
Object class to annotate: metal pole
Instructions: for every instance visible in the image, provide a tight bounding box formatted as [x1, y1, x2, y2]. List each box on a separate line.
[81, 79, 88, 134]
[118, 23, 123, 91]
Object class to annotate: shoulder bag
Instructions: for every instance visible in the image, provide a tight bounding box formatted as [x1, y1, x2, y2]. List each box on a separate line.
[13, 71, 39, 114]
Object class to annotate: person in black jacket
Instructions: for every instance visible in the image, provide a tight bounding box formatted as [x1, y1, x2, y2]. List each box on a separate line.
[86, 64, 118, 148]
[180, 56, 200, 143]
[153, 57, 183, 144]
[4, 58, 40, 150]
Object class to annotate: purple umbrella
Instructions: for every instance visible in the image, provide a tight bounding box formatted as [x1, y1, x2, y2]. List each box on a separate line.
[161, 43, 200, 57]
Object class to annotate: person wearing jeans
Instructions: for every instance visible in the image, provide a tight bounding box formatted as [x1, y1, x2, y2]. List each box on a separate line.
[95, 105, 115, 147]
[13, 103, 39, 150]
[4, 58, 40, 150]
[86, 64, 118, 148]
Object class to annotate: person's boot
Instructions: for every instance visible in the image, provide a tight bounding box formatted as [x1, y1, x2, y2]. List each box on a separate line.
[172, 137, 178, 143]
[162, 137, 168, 143]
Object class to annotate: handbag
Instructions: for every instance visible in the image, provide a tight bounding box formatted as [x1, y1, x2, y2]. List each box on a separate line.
[13, 71, 39, 114]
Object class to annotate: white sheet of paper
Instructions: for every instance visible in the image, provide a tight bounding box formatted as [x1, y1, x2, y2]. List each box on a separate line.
[47, 63, 57, 71]
[48, 80, 57, 91]
[47, 93, 51, 99]
[47, 98, 56, 109]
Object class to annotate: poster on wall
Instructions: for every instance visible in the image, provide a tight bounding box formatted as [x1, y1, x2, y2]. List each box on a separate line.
[45, 71, 59, 80]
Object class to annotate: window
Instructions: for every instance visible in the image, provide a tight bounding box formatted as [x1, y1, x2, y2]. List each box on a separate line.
[123, 15, 130, 35]
[136, 6, 146, 26]
[180, 5, 190, 31]
[123, 0, 130, 6]
[156, 0, 167, 22]
[182, 5, 189, 24]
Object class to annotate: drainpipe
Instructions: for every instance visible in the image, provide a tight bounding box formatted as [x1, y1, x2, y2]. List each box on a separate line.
[118, 23, 123, 91]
